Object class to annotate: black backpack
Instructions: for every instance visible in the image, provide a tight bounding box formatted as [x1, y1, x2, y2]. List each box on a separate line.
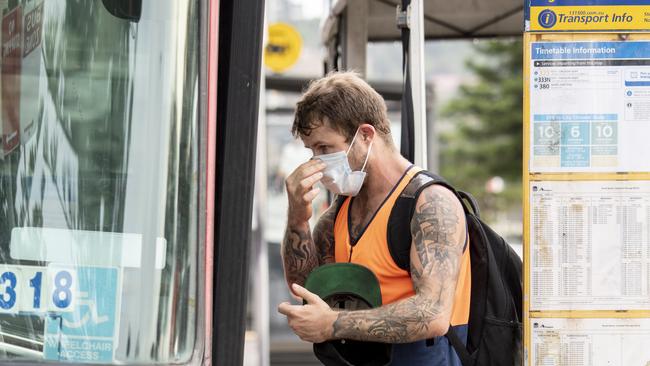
[334, 170, 523, 366]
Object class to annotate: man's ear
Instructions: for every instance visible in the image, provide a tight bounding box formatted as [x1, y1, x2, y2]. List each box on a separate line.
[358, 124, 376, 143]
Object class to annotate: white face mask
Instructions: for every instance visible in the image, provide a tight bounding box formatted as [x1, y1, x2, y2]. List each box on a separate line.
[314, 129, 373, 196]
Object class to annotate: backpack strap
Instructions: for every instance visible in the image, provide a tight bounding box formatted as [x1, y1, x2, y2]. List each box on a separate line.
[387, 171, 436, 271]
[419, 171, 479, 218]
[446, 326, 474, 366]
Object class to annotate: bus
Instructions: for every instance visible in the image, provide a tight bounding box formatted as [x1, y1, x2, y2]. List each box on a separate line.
[0, 0, 264, 365]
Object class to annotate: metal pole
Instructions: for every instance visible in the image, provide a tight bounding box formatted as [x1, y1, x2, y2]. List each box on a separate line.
[253, 45, 270, 366]
[409, 0, 428, 169]
[426, 84, 438, 173]
[342, 0, 368, 76]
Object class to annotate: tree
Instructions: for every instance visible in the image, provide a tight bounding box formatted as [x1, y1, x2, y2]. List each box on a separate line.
[440, 38, 523, 219]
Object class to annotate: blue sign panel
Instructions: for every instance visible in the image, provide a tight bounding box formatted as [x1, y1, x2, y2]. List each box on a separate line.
[532, 42, 650, 60]
[44, 267, 120, 363]
[534, 114, 617, 121]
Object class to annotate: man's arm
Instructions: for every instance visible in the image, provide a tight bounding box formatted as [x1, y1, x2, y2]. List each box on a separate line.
[282, 203, 337, 287]
[330, 185, 466, 343]
[313, 203, 337, 265]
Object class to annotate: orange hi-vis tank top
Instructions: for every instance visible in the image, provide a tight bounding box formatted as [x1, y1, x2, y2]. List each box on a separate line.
[333, 166, 471, 327]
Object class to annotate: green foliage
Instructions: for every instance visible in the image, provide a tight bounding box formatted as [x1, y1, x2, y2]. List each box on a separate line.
[440, 38, 523, 220]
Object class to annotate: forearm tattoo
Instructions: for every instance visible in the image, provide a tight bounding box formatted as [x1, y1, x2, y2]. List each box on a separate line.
[332, 294, 443, 343]
[332, 188, 464, 343]
[282, 225, 318, 286]
[282, 206, 337, 286]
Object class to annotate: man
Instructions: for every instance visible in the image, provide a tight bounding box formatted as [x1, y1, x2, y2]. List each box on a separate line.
[278, 72, 471, 365]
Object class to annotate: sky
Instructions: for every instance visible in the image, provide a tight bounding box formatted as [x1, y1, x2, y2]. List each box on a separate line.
[292, 0, 328, 19]
[280, 0, 329, 20]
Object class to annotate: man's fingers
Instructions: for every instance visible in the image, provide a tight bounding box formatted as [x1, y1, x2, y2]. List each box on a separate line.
[291, 283, 324, 305]
[302, 187, 320, 202]
[289, 291, 302, 302]
[278, 302, 297, 316]
[299, 172, 323, 190]
[300, 160, 327, 178]
[287, 160, 326, 194]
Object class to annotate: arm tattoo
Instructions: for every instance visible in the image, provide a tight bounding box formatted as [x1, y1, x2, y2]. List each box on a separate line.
[282, 225, 318, 286]
[332, 294, 443, 343]
[313, 207, 337, 265]
[282, 203, 338, 286]
[411, 190, 460, 276]
[331, 187, 465, 343]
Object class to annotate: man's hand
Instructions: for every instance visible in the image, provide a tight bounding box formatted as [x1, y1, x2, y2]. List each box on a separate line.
[285, 160, 326, 225]
[278, 284, 338, 343]
[281, 160, 330, 288]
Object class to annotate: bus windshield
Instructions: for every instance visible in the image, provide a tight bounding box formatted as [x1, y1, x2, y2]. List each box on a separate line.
[0, 0, 200, 363]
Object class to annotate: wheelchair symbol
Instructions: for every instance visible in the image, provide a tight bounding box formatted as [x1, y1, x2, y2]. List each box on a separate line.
[62, 291, 108, 329]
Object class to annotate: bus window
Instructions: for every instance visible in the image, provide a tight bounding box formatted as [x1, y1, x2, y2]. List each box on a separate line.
[0, 0, 201, 363]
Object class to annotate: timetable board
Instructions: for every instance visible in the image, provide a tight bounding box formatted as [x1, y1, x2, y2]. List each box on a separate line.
[529, 180, 650, 311]
[523, 8, 650, 364]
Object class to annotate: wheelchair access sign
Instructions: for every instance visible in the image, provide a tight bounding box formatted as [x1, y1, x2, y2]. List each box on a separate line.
[44, 266, 121, 363]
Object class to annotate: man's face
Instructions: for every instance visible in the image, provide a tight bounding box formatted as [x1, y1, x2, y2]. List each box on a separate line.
[301, 123, 349, 156]
[300, 122, 370, 172]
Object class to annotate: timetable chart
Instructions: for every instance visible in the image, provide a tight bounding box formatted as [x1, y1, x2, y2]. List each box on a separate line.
[530, 180, 650, 311]
[531, 318, 650, 366]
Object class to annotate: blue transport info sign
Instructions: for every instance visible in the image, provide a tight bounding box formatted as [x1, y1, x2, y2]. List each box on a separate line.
[44, 266, 120, 363]
[529, 41, 650, 172]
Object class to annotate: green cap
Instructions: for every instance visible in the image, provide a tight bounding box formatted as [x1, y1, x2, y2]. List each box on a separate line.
[304, 263, 382, 309]
[304, 263, 391, 366]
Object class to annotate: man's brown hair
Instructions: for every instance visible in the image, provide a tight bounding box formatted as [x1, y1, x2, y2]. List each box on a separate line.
[292, 71, 392, 143]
